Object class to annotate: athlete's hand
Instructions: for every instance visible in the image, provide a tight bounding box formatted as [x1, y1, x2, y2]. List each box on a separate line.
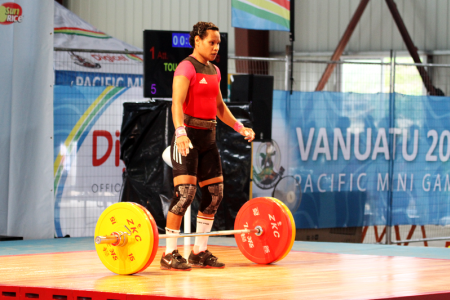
[239, 127, 255, 142]
[176, 135, 193, 156]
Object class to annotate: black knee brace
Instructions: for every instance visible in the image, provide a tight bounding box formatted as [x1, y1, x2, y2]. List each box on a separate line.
[199, 183, 223, 215]
[169, 184, 197, 216]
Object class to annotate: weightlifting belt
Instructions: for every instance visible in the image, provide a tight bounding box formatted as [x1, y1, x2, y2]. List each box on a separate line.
[184, 114, 216, 130]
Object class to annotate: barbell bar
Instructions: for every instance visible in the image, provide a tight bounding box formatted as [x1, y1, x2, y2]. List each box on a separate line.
[94, 197, 296, 275]
[95, 226, 263, 246]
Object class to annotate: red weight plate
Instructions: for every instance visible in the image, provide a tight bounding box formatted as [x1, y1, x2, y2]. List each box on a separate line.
[132, 203, 160, 273]
[234, 197, 293, 264]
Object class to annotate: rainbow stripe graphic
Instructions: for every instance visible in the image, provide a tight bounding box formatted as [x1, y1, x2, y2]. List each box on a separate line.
[53, 86, 126, 237]
[125, 54, 143, 62]
[54, 27, 111, 39]
[232, 0, 290, 31]
[53, 86, 122, 194]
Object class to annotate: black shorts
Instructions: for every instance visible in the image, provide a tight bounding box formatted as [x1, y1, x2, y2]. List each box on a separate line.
[171, 127, 222, 182]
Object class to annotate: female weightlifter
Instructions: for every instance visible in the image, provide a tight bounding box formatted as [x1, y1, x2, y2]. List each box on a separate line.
[160, 21, 255, 271]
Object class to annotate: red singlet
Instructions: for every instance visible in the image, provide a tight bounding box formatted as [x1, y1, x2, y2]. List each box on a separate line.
[174, 55, 221, 120]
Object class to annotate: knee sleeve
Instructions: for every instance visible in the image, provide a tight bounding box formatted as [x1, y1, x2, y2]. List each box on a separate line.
[199, 183, 223, 215]
[169, 184, 197, 216]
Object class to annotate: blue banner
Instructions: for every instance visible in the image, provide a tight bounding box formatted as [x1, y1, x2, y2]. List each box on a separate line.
[53, 85, 130, 237]
[268, 91, 450, 228]
[55, 70, 143, 87]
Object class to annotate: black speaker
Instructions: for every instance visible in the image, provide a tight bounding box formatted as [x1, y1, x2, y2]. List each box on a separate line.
[230, 74, 273, 142]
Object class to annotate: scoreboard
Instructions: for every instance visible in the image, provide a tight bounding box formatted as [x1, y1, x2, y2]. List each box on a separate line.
[143, 30, 228, 99]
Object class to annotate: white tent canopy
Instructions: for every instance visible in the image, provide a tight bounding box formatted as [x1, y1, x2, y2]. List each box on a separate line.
[53, 2, 143, 87]
[54, 2, 141, 51]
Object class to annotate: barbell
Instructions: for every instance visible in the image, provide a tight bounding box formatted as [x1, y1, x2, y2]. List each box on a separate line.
[94, 197, 296, 275]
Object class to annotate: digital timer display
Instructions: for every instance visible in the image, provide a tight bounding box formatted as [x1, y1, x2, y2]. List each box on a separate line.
[172, 33, 191, 48]
[143, 30, 228, 99]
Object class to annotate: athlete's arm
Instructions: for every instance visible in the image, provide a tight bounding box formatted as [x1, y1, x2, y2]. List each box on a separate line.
[172, 75, 192, 156]
[216, 86, 255, 142]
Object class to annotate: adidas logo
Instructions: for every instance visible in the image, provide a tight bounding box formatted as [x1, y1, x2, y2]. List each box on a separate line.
[199, 77, 207, 84]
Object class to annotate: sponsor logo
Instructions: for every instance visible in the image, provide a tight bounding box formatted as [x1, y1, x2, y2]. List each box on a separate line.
[92, 130, 121, 167]
[91, 54, 128, 63]
[268, 214, 282, 238]
[199, 77, 207, 84]
[0, 2, 23, 25]
[163, 258, 173, 265]
[253, 140, 284, 189]
[70, 51, 101, 69]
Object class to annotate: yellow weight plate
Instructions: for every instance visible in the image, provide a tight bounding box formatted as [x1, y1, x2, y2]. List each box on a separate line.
[268, 197, 296, 262]
[94, 202, 154, 275]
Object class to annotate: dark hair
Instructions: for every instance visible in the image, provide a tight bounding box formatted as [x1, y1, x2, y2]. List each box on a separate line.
[189, 21, 219, 47]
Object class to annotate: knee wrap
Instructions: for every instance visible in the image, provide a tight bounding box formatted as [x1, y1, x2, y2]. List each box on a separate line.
[199, 183, 223, 215]
[169, 184, 197, 216]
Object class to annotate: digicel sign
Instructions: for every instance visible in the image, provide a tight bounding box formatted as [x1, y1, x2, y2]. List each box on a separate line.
[0, 2, 23, 25]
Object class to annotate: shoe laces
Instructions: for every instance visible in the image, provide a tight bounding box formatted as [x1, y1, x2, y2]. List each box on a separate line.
[203, 250, 218, 262]
[172, 250, 187, 263]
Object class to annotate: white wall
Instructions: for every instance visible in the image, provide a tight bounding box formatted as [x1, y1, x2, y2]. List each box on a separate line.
[63, 0, 235, 53]
[61, 0, 450, 95]
[271, 0, 450, 54]
[432, 55, 450, 95]
[63, 0, 450, 55]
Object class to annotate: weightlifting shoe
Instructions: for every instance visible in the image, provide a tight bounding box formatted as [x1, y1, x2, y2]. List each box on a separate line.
[160, 250, 192, 271]
[188, 250, 225, 268]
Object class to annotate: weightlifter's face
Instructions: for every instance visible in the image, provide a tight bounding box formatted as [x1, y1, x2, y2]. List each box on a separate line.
[196, 30, 220, 62]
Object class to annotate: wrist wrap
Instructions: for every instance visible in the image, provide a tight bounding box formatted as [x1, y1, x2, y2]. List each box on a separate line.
[233, 121, 244, 132]
[175, 126, 187, 138]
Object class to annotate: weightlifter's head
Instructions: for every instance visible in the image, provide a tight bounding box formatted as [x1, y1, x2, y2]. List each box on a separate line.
[189, 21, 220, 63]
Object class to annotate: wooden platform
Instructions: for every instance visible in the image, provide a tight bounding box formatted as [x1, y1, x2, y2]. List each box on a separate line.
[1, 244, 450, 300]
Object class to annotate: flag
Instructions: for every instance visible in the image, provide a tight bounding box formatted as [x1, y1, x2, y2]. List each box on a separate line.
[231, 0, 290, 32]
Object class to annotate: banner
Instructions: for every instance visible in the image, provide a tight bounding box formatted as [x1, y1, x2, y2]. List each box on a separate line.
[252, 91, 450, 229]
[231, 0, 290, 31]
[53, 86, 146, 237]
[54, 86, 450, 235]
[54, 51, 143, 88]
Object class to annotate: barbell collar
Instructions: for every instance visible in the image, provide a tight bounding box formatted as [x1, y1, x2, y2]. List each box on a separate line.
[95, 235, 120, 245]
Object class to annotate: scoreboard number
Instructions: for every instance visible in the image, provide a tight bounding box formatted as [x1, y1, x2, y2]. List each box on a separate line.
[143, 30, 228, 99]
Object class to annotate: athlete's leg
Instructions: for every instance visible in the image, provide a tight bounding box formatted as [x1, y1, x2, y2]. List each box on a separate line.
[188, 143, 225, 268]
[189, 176, 225, 268]
[195, 177, 223, 250]
[165, 175, 197, 253]
[161, 135, 198, 271]
[193, 176, 223, 253]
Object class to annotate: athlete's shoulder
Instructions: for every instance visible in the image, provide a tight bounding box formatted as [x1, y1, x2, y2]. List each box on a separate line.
[212, 64, 220, 74]
[176, 59, 195, 71]
[174, 59, 196, 80]
[212, 64, 221, 81]
[183, 56, 216, 75]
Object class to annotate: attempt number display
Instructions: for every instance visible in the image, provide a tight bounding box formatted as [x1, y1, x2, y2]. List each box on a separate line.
[143, 30, 228, 98]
